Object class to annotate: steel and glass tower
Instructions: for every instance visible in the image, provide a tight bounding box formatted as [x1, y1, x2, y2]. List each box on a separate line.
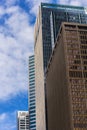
[29, 55, 36, 130]
[34, 3, 87, 130]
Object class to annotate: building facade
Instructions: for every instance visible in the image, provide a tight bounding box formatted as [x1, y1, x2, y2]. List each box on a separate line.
[17, 111, 29, 130]
[46, 22, 87, 130]
[29, 55, 36, 130]
[34, 3, 87, 130]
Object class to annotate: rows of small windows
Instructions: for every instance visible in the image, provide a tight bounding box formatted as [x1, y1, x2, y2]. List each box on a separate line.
[29, 103, 35, 108]
[78, 25, 87, 30]
[74, 123, 87, 128]
[20, 128, 29, 130]
[30, 104, 35, 108]
[71, 85, 85, 91]
[29, 93, 35, 100]
[29, 82, 35, 86]
[29, 111, 35, 115]
[79, 31, 87, 34]
[29, 89, 35, 93]
[20, 121, 29, 124]
[29, 95, 35, 99]
[81, 49, 87, 54]
[67, 49, 79, 55]
[30, 117, 36, 121]
[68, 15, 80, 23]
[80, 40, 87, 44]
[83, 60, 87, 65]
[67, 43, 79, 49]
[83, 72, 87, 78]
[20, 124, 29, 127]
[20, 121, 29, 125]
[66, 34, 78, 39]
[30, 92, 35, 97]
[69, 78, 85, 84]
[73, 109, 87, 115]
[30, 121, 36, 125]
[20, 120, 25, 122]
[29, 60, 34, 65]
[29, 115, 36, 118]
[29, 85, 35, 88]
[67, 54, 80, 60]
[29, 90, 35, 96]
[29, 117, 36, 121]
[71, 90, 85, 97]
[29, 73, 35, 77]
[29, 76, 35, 80]
[29, 100, 35, 105]
[80, 45, 87, 49]
[73, 115, 87, 122]
[81, 55, 87, 59]
[29, 98, 35, 102]
[80, 35, 87, 39]
[66, 38, 78, 43]
[29, 119, 36, 124]
[68, 59, 81, 65]
[65, 30, 77, 36]
[30, 125, 36, 129]
[69, 63, 87, 70]
[29, 67, 35, 73]
[20, 129, 29, 130]
[20, 126, 29, 128]
[29, 56, 34, 61]
[29, 69, 35, 74]
[29, 113, 36, 117]
[69, 71, 82, 78]
[29, 79, 35, 84]
[29, 64, 35, 68]
[69, 65, 82, 70]
[29, 106, 35, 111]
[29, 128, 36, 130]
[72, 103, 86, 109]
[72, 96, 85, 102]
[29, 71, 35, 76]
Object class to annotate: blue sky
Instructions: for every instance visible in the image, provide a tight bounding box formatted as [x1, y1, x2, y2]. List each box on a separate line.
[0, 0, 87, 130]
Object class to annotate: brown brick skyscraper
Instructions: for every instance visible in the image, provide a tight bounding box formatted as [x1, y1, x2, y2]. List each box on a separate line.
[46, 22, 87, 130]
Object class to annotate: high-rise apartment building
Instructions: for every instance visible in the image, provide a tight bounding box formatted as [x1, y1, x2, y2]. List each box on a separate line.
[29, 55, 36, 130]
[17, 111, 29, 130]
[46, 22, 87, 130]
[34, 3, 87, 130]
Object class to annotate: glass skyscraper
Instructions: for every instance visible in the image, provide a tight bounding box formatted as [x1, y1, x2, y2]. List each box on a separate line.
[34, 3, 87, 130]
[29, 55, 36, 130]
[35, 3, 87, 69]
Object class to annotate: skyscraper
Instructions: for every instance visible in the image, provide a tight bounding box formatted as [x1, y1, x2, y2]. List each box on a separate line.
[34, 3, 87, 130]
[29, 55, 36, 130]
[17, 111, 29, 130]
[46, 22, 87, 130]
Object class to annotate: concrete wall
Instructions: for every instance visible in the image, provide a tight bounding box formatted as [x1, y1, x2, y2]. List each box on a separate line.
[46, 25, 73, 130]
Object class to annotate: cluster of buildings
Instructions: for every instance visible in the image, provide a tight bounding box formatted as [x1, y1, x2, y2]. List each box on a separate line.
[17, 3, 87, 130]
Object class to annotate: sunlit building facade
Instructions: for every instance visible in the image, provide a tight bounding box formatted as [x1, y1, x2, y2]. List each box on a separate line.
[17, 111, 29, 130]
[46, 22, 87, 130]
[29, 55, 36, 130]
[34, 3, 87, 130]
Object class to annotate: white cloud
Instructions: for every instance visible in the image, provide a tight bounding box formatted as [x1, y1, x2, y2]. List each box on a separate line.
[58, 0, 87, 6]
[0, 4, 34, 100]
[0, 112, 16, 130]
[26, 0, 53, 15]
[4, 0, 19, 7]
[0, 113, 7, 121]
